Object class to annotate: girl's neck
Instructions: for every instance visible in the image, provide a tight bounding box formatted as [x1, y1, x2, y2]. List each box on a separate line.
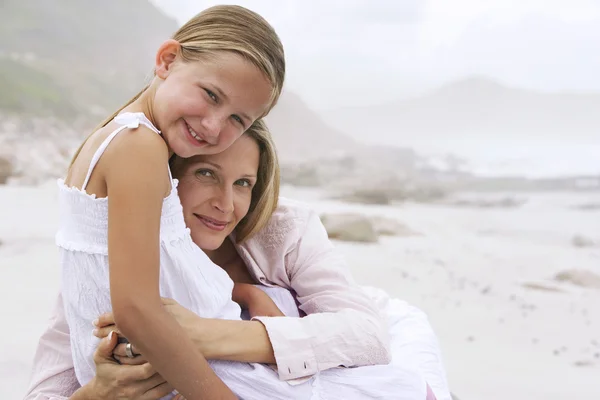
[125, 91, 156, 127]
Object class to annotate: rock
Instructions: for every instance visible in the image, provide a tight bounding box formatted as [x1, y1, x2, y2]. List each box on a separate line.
[572, 235, 596, 248]
[0, 112, 93, 186]
[0, 157, 13, 184]
[336, 189, 391, 205]
[334, 183, 447, 205]
[280, 164, 321, 187]
[446, 196, 526, 209]
[320, 213, 378, 243]
[573, 360, 594, 367]
[370, 216, 419, 237]
[572, 203, 600, 211]
[406, 185, 448, 202]
[521, 282, 564, 293]
[554, 269, 600, 289]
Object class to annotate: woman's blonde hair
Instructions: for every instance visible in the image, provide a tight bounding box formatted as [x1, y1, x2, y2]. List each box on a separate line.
[170, 119, 280, 243]
[71, 5, 285, 165]
[235, 119, 280, 242]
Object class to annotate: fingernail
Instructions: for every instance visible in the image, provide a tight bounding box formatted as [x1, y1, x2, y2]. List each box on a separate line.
[108, 331, 114, 341]
[92, 329, 98, 336]
[92, 319, 99, 327]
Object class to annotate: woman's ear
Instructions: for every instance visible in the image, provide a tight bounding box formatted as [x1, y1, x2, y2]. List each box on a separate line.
[155, 39, 181, 79]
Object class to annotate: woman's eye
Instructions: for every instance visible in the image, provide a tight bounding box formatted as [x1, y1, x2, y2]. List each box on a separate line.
[205, 89, 218, 103]
[195, 169, 213, 178]
[235, 179, 252, 187]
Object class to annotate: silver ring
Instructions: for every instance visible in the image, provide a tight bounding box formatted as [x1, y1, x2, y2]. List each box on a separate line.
[125, 342, 136, 358]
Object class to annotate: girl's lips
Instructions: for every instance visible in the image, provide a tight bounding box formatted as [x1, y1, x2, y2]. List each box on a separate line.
[195, 214, 229, 232]
[183, 120, 208, 148]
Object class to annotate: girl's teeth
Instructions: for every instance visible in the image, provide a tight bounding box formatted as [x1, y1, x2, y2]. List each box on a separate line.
[187, 125, 203, 142]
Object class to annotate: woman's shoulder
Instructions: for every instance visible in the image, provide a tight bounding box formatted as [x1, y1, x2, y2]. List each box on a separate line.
[241, 197, 316, 252]
[272, 197, 314, 222]
[270, 197, 321, 235]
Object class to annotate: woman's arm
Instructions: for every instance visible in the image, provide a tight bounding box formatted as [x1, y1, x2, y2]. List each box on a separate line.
[97, 298, 278, 366]
[249, 208, 392, 380]
[105, 129, 235, 400]
[25, 294, 173, 400]
[97, 207, 390, 381]
[96, 206, 390, 382]
[24, 293, 80, 400]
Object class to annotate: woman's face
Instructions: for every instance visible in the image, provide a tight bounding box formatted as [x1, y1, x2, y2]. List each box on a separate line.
[175, 135, 260, 250]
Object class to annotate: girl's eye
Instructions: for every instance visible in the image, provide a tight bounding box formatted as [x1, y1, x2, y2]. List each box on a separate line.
[195, 169, 214, 178]
[231, 115, 244, 126]
[205, 89, 218, 103]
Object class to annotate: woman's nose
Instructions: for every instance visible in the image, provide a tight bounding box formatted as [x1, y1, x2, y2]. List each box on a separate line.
[212, 187, 234, 214]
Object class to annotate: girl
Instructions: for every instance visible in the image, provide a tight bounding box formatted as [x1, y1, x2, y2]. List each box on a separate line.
[59, 5, 284, 399]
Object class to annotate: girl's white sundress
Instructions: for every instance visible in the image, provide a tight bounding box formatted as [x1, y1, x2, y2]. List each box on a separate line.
[56, 112, 428, 400]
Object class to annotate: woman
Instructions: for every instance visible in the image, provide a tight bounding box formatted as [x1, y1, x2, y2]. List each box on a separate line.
[25, 121, 450, 400]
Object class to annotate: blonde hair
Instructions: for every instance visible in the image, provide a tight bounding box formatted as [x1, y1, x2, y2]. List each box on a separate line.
[234, 119, 280, 242]
[70, 5, 285, 165]
[170, 119, 280, 243]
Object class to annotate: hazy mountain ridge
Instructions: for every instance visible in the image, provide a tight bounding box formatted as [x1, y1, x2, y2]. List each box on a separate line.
[0, 0, 179, 117]
[326, 76, 600, 146]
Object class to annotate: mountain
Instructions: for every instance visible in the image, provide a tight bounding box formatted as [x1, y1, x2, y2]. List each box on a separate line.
[325, 76, 600, 149]
[0, 0, 179, 117]
[265, 91, 357, 161]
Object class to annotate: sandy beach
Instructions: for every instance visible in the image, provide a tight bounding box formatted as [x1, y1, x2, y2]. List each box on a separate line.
[1, 182, 599, 399]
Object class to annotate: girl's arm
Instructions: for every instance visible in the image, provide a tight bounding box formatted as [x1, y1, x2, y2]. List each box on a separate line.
[104, 128, 235, 400]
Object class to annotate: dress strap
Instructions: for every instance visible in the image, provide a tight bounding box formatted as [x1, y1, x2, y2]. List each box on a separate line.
[81, 112, 170, 191]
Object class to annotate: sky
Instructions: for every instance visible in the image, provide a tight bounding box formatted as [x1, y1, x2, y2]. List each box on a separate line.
[151, 0, 600, 109]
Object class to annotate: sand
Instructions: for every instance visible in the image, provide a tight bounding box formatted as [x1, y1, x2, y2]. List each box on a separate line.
[1, 181, 599, 399]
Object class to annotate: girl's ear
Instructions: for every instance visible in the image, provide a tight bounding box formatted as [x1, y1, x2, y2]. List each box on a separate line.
[155, 39, 181, 79]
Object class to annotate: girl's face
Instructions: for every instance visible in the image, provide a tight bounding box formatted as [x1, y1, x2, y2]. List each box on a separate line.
[152, 41, 273, 158]
[174, 135, 260, 251]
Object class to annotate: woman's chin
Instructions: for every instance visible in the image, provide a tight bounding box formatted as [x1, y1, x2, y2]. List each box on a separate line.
[193, 236, 224, 252]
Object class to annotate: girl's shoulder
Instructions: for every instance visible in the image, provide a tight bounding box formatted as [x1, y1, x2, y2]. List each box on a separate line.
[99, 119, 169, 163]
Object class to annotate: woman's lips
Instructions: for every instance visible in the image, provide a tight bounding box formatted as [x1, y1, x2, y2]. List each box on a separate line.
[195, 214, 228, 232]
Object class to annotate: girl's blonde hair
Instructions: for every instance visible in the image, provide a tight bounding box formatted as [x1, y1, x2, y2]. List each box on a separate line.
[71, 5, 285, 165]
[170, 119, 280, 243]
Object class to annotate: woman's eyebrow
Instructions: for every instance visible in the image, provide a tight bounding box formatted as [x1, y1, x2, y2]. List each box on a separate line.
[192, 160, 221, 170]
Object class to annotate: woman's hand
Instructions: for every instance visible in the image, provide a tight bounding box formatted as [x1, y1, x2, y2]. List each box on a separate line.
[233, 283, 285, 318]
[81, 331, 173, 399]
